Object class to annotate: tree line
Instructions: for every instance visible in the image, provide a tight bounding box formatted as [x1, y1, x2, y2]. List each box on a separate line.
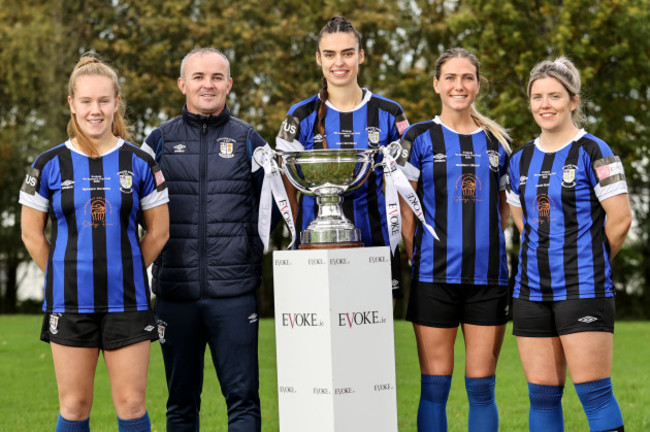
[1, 0, 648, 316]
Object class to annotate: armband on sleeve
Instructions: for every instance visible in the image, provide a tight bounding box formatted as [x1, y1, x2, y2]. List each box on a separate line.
[277, 115, 300, 142]
[395, 113, 410, 136]
[20, 166, 41, 196]
[593, 155, 625, 187]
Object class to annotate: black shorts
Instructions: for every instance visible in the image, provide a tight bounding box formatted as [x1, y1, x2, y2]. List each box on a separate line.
[512, 297, 615, 337]
[41, 310, 158, 350]
[406, 282, 509, 328]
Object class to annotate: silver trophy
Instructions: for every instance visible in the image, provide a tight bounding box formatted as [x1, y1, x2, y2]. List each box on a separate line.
[255, 143, 400, 248]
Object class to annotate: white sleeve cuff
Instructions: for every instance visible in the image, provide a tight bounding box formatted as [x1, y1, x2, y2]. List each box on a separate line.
[19, 190, 49, 213]
[506, 189, 521, 207]
[141, 189, 169, 210]
[402, 163, 420, 182]
[275, 137, 305, 152]
[595, 181, 628, 202]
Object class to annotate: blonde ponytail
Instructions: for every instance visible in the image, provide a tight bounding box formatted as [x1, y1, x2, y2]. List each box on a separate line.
[469, 105, 511, 153]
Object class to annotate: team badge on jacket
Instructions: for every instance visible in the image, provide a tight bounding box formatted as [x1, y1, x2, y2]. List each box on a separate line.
[157, 319, 167, 344]
[218, 138, 236, 159]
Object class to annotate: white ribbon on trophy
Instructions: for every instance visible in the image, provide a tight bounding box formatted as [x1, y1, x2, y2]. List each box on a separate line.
[381, 143, 438, 254]
[254, 145, 296, 251]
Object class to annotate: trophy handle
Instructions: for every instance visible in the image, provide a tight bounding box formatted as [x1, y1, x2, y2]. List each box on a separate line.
[371, 141, 403, 170]
[253, 146, 274, 169]
[386, 141, 402, 159]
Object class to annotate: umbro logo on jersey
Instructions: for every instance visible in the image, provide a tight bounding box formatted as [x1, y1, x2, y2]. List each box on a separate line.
[173, 143, 186, 153]
[61, 179, 75, 190]
[433, 153, 447, 163]
[578, 315, 598, 324]
[144, 325, 155, 332]
[248, 313, 258, 324]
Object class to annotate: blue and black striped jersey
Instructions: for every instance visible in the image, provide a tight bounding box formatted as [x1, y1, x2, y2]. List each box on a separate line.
[507, 130, 628, 301]
[275, 89, 409, 247]
[19, 139, 169, 313]
[403, 117, 509, 286]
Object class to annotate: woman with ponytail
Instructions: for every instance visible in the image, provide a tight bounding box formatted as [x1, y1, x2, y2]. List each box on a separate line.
[400, 47, 511, 431]
[276, 16, 410, 298]
[19, 54, 169, 432]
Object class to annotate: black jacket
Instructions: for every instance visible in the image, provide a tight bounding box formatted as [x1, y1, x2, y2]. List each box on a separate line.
[144, 106, 265, 300]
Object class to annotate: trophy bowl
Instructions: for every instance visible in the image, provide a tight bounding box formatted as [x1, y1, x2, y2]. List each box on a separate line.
[279, 148, 378, 248]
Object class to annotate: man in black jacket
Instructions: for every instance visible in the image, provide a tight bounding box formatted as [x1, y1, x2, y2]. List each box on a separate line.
[142, 48, 266, 432]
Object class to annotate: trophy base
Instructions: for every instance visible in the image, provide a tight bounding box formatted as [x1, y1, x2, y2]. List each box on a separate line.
[299, 228, 364, 249]
[299, 241, 363, 249]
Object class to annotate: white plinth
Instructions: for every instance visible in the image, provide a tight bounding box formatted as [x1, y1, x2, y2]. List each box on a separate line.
[273, 247, 398, 432]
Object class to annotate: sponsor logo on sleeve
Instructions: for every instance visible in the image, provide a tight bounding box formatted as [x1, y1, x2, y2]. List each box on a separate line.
[594, 155, 625, 186]
[152, 166, 166, 191]
[395, 114, 409, 135]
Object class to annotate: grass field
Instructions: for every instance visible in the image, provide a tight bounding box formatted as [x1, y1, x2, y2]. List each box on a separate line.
[0, 315, 648, 431]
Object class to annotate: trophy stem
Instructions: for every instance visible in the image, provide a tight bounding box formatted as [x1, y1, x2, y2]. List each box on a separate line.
[299, 194, 363, 248]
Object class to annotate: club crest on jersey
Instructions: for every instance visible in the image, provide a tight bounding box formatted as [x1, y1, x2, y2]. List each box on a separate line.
[118, 170, 134, 194]
[366, 127, 381, 147]
[487, 150, 500, 172]
[49, 313, 61, 334]
[561, 164, 578, 188]
[218, 138, 236, 159]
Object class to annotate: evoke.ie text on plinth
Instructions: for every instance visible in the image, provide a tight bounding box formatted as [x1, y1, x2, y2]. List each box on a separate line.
[273, 247, 398, 432]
